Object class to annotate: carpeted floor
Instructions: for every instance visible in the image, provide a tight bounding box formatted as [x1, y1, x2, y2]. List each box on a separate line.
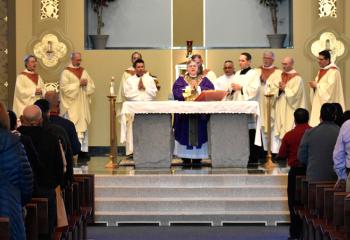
[87, 225, 289, 240]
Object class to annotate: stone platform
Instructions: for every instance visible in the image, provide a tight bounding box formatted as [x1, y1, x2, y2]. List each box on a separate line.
[81, 157, 289, 227]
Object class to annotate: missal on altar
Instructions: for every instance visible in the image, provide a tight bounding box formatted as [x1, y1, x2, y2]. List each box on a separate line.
[194, 90, 227, 101]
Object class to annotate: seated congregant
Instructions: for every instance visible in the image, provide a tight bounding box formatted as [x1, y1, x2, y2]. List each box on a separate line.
[172, 59, 214, 167]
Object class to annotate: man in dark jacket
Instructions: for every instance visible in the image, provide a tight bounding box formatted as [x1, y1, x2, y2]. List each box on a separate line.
[17, 105, 64, 237]
[298, 103, 339, 182]
[35, 98, 74, 188]
[0, 102, 33, 240]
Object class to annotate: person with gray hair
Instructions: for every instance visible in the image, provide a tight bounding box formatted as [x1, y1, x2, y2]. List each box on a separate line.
[12, 54, 46, 117]
[256, 51, 282, 154]
[60, 52, 95, 159]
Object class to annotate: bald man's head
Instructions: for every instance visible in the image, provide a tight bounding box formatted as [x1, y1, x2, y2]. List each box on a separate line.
[21, 105, 42, 126]
[281, 56, 294, 72]
[45, 91, 59, 110]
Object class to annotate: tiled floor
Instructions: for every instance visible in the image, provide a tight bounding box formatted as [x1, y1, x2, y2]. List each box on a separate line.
[75, 156, 289, 176]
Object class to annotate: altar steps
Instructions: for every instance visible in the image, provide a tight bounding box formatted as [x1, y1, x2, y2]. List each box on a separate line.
[94, 174, 289, 226]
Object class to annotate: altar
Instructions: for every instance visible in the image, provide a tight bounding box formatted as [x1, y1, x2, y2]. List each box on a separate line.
[120, 101, 261, 168]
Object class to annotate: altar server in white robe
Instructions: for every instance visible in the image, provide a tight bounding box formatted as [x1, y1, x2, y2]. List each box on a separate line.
[116, 52, 142, 112]
[228, 52, 260, 164]
[228, 53, 260, 102]
[123, 58, 158, 154]
[191, 54, 217, 83]
[309, 50, 345, 127]
[275, 57, 306, 140]
[13, 55, 46, 117]
[256, 51, 282, 153]
[214, 60, 235, 91]
[60, 52, 95, 154]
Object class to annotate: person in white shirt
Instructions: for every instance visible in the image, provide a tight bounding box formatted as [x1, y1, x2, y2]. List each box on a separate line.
[13, 55, 46, 117]
[214, 60, 235, 91]
[123, 59, 158, 101]
[227, 52, 261, 166]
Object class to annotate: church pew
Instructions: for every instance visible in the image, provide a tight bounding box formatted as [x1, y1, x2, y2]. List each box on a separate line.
[0, 217, 10, 240]
[304, 182, 336, 240]
[313, 188, 344, 240]
[30, 198, 49, 237]
[25, 203, 38, 240]
[344, 196, 350, 239]
[316, 184, 335, 218]
[295, 175, 306, 205]
[74, 175, 94, 240]
[74, 174, 95, 224]
[321, 192, 350, 240]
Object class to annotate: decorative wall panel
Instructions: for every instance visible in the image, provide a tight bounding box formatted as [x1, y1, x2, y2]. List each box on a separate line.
[41, 0, 59, 19]
[0, 0, 8, 105]
[319, 0, 337, 18]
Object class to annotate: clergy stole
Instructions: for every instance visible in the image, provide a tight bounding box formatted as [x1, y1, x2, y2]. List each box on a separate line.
[260, 67, 276, 82]
[188, 115, 199, 147]
[66, 67, 84, 79]
[317, 67, 337, 82]
[21, 71, 39, 85]
[279, 72, 299, 95]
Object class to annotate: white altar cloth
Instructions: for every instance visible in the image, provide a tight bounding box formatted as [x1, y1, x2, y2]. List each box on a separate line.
[120, 101, 261, 153]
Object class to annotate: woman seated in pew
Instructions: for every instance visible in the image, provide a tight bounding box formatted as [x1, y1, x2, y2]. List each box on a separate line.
[172, 59, 214, 167]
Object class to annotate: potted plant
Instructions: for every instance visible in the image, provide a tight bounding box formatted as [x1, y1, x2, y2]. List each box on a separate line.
[259, 0, 287, 48]
[89, 0, 116, 49]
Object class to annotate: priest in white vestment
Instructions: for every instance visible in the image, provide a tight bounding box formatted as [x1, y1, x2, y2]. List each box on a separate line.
[214, 60, 235, 91]
[256, 51, 282, 153]
[123, 59, 158, 154]
[191, 54, 217, 83]
[309, 50, 345, 127]
[59, 52, 95, 154]
[13, 55, 46, 117]
[275, 57, 306, 140]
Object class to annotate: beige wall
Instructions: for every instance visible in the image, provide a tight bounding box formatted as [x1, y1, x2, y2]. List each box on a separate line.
[14, 0, 350, 146]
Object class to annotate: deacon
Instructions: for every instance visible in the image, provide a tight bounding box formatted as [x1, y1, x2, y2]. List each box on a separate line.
[227, 52, 260, 165]
[275, 57, 306, 140]
[60, 52, 95, 157]
[256, 51, 282, 153]
[13, 55, 46, 117]
[214, 60, 235, 91]
[309, 50, 345, 127]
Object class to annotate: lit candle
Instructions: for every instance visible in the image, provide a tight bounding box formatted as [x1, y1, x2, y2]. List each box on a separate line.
[110, 76, 115, 95]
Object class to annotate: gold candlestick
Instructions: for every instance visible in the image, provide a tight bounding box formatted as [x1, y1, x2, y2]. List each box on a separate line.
[264, 92, 276, 169]
[105, 77, 118, 168]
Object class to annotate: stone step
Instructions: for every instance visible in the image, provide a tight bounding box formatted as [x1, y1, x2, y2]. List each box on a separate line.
[95, 210, 290, 226]
[95, 197, 288, 212]
[95, 186, 287, 198]
[95, 174, 287, 187]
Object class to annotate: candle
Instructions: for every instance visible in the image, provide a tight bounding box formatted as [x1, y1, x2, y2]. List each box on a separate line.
[110, 76, 115, 95]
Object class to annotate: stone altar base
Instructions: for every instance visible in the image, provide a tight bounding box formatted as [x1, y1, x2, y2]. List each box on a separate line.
[209, 114, 250, 168]
[133, 114, 173, 168]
